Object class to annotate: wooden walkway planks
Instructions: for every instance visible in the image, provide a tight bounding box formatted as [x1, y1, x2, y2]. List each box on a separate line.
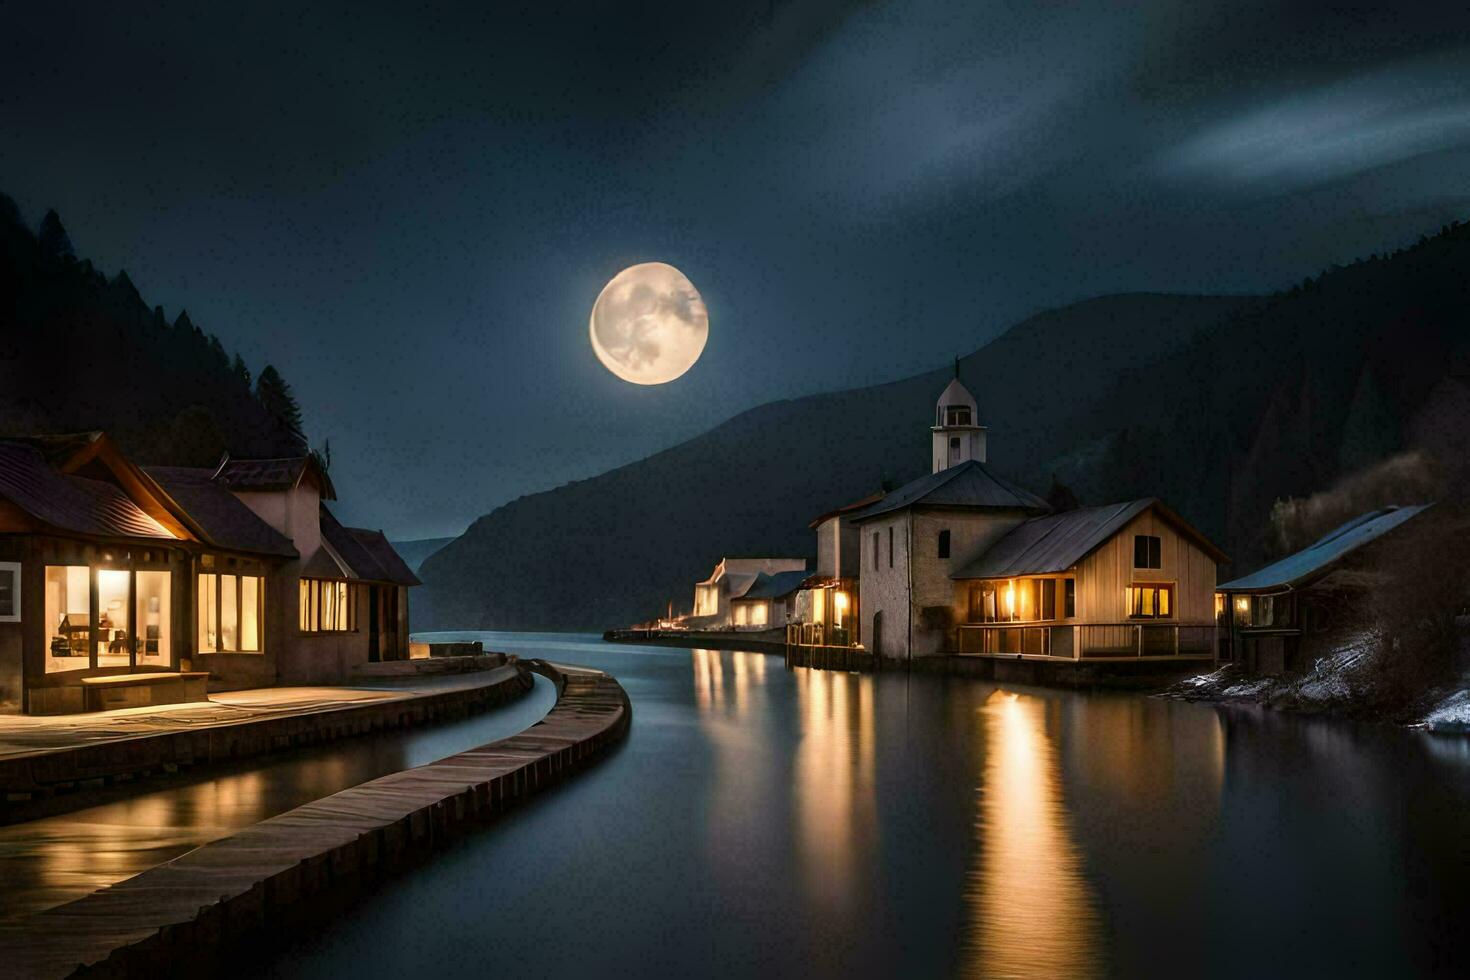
[0, 660, 631, 979]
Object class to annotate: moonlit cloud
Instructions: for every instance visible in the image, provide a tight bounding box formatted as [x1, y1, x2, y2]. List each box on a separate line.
[1158, 54, 1470, 190]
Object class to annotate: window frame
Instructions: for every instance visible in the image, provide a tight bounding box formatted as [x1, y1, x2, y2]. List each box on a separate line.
[1125, 582, 1175, 620]
[1133, 534, 1162, 569]
[298, 578, 358, 634]
[197, 571, 266, 654]
[0, 561, 19, 623]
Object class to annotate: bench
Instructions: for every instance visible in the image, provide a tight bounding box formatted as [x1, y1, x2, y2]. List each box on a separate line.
[79, 672, 211, 712]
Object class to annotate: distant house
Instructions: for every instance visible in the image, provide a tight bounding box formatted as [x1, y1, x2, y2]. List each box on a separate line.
[1216, 505, 1432, 675]
[848, 378, 1227, 661]
[0, 432, 419, 714]
[729, 569, 809, 630]
[789, 491, 884, 647]
[691, 556, 808, 629]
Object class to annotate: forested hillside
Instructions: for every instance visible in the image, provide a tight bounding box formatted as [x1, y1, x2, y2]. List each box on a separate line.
[0, 192, 310, 465]
[419, 219, 1470, 632]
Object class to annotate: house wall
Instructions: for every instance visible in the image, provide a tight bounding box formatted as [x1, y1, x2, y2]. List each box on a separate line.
[911, 509, 1031, 656]
[233, 483, 321, 558]
[1073, 510, 1218, 623]
[858, 513, 909, 659]
[193, 553, 285, 691]
[0, 537, 26, 714]
[277, 582, 373, 685]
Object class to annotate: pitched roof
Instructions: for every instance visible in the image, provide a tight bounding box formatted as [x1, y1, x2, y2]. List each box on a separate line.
[213, 454, 337, 500]
[1218, 504, 1432, 593]
[0, 441, 176, 540]
[809, 491, 887, 528]
[145, 466, 298, 558]
[736, 569, 811, 601]
[951, 498, 1227, 579]
[348, 528, 422, 587]
[846, 459, 1049, 523]
[316, 505, 421, 585]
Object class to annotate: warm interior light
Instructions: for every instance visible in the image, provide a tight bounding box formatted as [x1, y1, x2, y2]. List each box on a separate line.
[834, 592, 849, 611]
[1004, 581, 1016, 617]
[1234, 597, 1249, 612]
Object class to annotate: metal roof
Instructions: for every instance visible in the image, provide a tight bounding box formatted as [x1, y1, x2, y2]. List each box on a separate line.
[1217, 504, 1432, 593]
[145, 466, 298, 558]
[736, 569, 811, 601]
[953, 498, 1230, 579]
[0, 441, 175, 540]
[846, 459, 1049, 523]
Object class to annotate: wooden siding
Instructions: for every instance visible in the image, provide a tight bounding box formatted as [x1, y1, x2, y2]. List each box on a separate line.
[1074, 510, 1217, 623]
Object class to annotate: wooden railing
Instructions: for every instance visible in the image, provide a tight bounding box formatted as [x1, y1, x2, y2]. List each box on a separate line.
[786, 622, 855, 648]
[955, 623, 1216, 660]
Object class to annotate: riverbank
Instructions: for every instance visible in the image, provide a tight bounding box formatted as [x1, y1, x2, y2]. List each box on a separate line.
[0, 659, 533, 822]
[610, 630, 1207, 689]
[1168, 640, 1470, 733]
[0, 659, 631, 979]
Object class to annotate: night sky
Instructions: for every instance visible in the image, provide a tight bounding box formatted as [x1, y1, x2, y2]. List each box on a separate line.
[4, 2, 1469, 539]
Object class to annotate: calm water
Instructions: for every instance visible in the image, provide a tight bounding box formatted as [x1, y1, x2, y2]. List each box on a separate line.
[238, 632, 1469, 979]
[0, 674, 557, 921]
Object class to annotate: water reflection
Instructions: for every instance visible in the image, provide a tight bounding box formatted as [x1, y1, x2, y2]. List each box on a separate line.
[965, 690, 1103, 979]
[0, 677, 556, 921]
[792, 667, 875, 913]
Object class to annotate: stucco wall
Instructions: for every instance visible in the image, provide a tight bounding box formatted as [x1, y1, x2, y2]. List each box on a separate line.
[909, 509, 1029, 655]
[858, 513, 910, 659]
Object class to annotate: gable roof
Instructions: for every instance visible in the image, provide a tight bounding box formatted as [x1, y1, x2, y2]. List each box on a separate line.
[316, 505, 421, 586]
[809, 491, 887, 528]
[735, 569, 811, 601]
[145, 466, 298, 558]
[952, 498, 1227, 579]
[213, 454, 337, 500]
[846, 459, 1049, 523]
[1218, 504, 1432, 593]
[348, 528, 422, 587]
[0, 440, 177, 540]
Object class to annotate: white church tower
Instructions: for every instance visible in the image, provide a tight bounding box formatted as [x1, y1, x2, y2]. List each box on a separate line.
[931, 365, 987, 473]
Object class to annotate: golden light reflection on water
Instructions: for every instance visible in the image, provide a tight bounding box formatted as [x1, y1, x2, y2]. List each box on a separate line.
[965, 690, 1103, 979]
[793, 667, 875, 912]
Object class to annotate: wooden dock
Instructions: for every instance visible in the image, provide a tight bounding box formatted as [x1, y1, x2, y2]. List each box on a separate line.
[0, 665, 536, 823]
[0, 660, 631, 979]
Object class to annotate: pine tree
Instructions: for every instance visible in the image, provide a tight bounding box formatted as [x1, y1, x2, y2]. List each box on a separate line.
[37, 209, 74, 261]
[255, 364, 307, 452]
[1338, 365, 1400, 474]
[231, 354, 252, 389]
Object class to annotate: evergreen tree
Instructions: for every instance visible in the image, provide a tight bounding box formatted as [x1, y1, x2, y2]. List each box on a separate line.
[230, 354, 252, 389]
[255, 364, 307, 451]
[37, 209, 74, 261]
[1338, 365, 1400, 474]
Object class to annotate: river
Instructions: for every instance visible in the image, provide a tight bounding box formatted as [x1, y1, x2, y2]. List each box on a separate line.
[240, 632, 1469, 978]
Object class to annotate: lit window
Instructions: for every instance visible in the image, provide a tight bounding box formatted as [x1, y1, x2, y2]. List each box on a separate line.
[299, 579, 356, 633]
[44, 565, 89, 672]
[198, 573, 265, 653]
[1125, 584, 1174, 619]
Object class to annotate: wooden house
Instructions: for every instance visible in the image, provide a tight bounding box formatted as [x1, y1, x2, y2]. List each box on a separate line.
[0, 433, 419, 714]
[1216, 504, 1431, 675]
[846, 378, 1227, 662]
[951, 499, 1228, 661]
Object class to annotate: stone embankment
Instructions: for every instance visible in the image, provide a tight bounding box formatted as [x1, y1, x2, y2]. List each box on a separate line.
[0, 660, 630, 979]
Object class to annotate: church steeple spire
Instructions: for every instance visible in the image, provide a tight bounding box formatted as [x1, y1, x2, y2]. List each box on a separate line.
[931, 374, 987, 473]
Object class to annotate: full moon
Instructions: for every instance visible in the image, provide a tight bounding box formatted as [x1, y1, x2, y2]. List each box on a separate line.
[589, 262, 708, 385]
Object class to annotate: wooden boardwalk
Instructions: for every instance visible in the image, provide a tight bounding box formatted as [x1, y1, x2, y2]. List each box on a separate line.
[0, 661, 631, 979]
